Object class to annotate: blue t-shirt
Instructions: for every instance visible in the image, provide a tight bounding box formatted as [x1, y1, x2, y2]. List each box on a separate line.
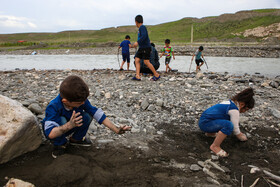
[120, 40, 131, 54]
[195, 50, 202, 60]
[200, 100, 238, 121]
[137, 25, 151, 48]
[42, 94, 106, 137]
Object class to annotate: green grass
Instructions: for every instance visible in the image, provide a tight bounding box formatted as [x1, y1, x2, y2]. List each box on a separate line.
[0, 9, 279, 48]
[252, 9, 278, 13]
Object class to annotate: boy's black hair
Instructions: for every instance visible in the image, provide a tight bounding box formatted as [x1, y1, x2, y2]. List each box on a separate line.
[135, 15, 143, 23]
[165, 39, 170, 44]
[231, 87, 255, 109]
[60, 75, 89, 102]
[125, 35, 130, 39]
[151, 43, 155, 47]
[199, 46, 204, 51]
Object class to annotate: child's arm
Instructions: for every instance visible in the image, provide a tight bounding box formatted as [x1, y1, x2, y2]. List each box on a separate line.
[228, 110, 247, 141]
[102, 118, 131, 134]
[191, 54, 195, 61]
[48, 111, 82, 139]
[133, 42, 138, 48]
[160, 51, 164, 58]
[172, 51, 175, 60]
[128, 43, 134, 48]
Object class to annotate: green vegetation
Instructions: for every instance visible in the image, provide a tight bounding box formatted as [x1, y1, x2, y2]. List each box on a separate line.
[0, 9, 279, 49]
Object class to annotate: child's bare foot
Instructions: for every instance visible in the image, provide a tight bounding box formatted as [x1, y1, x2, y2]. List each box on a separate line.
[205, 133, 217, 138]
[210, 144, 229, 157]
[236, 133, 247, 141]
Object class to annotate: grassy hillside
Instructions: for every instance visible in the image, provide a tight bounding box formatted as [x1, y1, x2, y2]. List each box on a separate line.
[0, 8, 279, 48]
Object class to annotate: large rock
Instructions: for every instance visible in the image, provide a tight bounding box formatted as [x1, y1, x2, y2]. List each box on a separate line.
[0, 95, 42, 164]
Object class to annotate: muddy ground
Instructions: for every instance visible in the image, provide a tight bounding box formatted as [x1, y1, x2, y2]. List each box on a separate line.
[0, 121, 279, 186]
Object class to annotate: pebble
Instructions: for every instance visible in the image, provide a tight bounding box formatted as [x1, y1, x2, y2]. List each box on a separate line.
[190, 164, 202, 171]
[28, 103, 43, 114]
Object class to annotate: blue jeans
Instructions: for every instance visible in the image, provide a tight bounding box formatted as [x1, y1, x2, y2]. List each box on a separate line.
[52, 112, 93, 146]
[198, 118, 234, 136]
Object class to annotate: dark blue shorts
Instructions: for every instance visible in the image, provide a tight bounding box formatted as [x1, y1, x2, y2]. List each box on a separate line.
[122, 53, 130, 63]
[195, 58, 203, 66]
[198, 117, 234, 136]
[135, 47, 151, 60]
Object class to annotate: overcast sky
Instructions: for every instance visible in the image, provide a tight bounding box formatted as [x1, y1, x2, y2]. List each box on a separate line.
[0, 0, 279, 34]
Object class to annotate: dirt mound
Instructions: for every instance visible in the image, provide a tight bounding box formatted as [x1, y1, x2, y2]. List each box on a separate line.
[0, 121, 279, 186]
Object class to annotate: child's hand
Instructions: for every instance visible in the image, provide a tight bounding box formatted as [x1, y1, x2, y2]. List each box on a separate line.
[69, 111, 83, 128]
[236, 133, 247, 141]
[133, 42, 138, 48]
[117, 125, 131, 134]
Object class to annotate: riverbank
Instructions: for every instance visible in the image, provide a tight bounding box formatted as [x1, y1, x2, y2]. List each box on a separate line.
[0, 69, 280, 186]
[1, 45, 280, 58]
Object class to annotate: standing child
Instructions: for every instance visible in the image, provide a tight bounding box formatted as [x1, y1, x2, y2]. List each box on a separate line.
[118, 35, 133, 71]
[160, 39, 175, 73]
[132, 15, 160, 81]
[191, 46, 204, 73]
[198, 88, 255, 157]
[42, 75, 131, 158]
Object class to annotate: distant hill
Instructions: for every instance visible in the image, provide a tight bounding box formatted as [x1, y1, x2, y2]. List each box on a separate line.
[0, 9, 279, 48]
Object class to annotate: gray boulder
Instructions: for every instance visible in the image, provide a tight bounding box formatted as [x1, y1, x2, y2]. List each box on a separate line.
[0, 95, 42, 164]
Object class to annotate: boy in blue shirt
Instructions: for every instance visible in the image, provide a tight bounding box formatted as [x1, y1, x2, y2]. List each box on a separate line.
[118, 35, 133, 71]
[132, 15, 160, 81]
[191, 46, 204, 73]
[42, 75, 131, 158]
[198, 88, 255, 157]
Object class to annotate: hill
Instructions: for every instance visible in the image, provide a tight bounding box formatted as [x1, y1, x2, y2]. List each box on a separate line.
[0, 9, 279, 49]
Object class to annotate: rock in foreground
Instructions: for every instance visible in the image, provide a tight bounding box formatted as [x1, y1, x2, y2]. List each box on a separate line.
[0, 95, 42, 164]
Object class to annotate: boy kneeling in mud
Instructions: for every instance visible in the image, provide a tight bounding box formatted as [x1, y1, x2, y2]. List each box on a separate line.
[42, 75, 131, 158]
[198, 88, 255, 157]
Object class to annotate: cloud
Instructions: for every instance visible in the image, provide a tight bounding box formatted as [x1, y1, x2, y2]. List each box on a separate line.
[0, 0, 279, 33]
[0, 15, 37, 30]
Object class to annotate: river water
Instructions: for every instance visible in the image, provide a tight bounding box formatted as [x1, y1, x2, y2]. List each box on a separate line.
[0, 55, 279, 77]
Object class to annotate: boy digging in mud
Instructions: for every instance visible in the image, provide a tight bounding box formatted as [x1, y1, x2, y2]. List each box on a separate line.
[160, 39, 175, 73]
[191, 46, 204, 73]
[198, 88, 255, 157]
[132, 15, 160, 81]
[42, 75, 131, 158]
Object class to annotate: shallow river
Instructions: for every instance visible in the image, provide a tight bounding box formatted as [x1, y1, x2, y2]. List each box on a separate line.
[0, 55, 279, 77]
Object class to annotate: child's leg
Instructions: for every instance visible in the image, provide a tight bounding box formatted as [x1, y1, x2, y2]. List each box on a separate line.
[196, 66, 199, 73]
[120, 61, 125, 70]
[71, 112, 93, 141]
[168, 64, 172, 71]
[135, 57, 141, 79]
[210, 131, 228, 154]
[143, 60, 159, 77]
[165, 64, 168, 72]
[199, 119, 233, 155]
[199, 61, 204, 69]
[127, 62, 130, 71]
[127, 55, 130, 70]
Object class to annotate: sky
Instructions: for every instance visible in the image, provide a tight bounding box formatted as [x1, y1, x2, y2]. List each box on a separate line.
[0, 0, 279, 34]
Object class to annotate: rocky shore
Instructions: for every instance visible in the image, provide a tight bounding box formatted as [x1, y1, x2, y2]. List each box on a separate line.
[0, 69, 280, 186]
[1, 45, 280, 58]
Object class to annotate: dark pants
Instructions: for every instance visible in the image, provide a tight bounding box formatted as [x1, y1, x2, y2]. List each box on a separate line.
[51, 113, 93, 146]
